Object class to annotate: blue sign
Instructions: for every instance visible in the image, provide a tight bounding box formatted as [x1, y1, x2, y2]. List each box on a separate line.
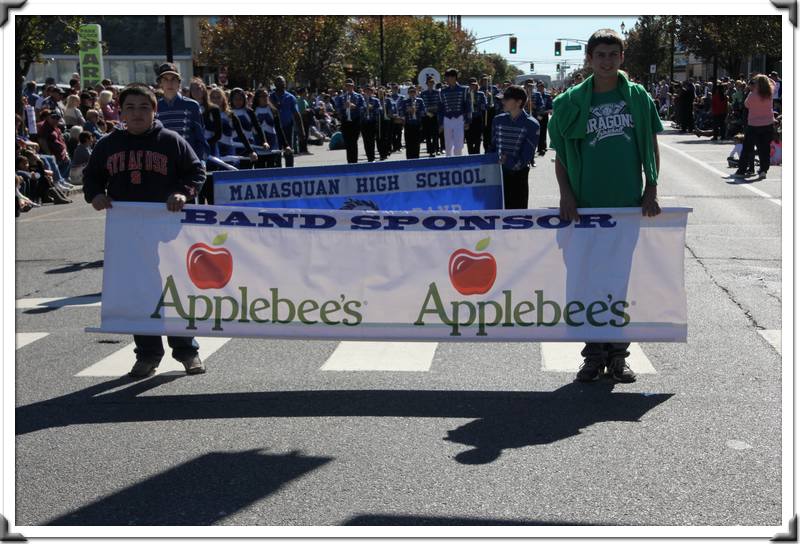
[212, 154, 504, 211]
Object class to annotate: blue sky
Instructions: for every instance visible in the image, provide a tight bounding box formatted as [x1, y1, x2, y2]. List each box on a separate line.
[433, 16, 640, 78]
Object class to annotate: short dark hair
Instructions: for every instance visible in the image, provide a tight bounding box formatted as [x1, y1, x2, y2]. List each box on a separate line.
[502, 85, 527, 107]
[468, 77, 478, 84]
[444, 68, 459, 78]
[587, 28, 625, 56]
[119, 83, 157, 109]
[79, 131, 94, 144]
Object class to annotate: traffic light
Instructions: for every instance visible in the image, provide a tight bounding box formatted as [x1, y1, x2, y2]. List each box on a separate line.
[556, 64, 560, 72]
[555, 40, 562, 56]
[509, 36, 517, 54]
[530, 63, 535, 72]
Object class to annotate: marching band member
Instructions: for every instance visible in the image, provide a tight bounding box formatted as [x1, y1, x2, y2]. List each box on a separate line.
[465, 77, 486, 155]
[334, 78, 366, 164]
[420, 76, 442, 157]
[438, 68, 472, 156]
[398, 85, 426, 159]
[389, 83, 403, 152]
[491, 84, 540, 209]
[253, 89, 279, 150]
[361, 85, 383, 163]
[480, 75, 500, 153]
[377, 87, 395, 160]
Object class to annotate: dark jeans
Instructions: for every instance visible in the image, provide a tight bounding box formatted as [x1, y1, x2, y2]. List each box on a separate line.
[378, 119, 392, 159]
[404, 123, 422, 159]
[276, 123, 295, 167]
[341, 120, 361, 164]
[133, 335, 199, 363]
[581, 342, 631, 363]
[466, 119, 483, 155]
[502, 167, 529, 209]
[392, 121, 403, 151]
[711, 113, 727, 140]
[362, 121, 378, 162]
[422, 114, 439, 155]
[740, 124, 774, 174]
[537, 113, 549, 153]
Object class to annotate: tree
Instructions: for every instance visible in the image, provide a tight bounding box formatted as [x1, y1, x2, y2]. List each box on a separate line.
[15, 16, 83, 114]
[199, 16, 314, 88]
[622, 16, 670, 80]
[295, 16, 350, 91]
[677, 15, 782, 79]
[348, 16, 421, 83]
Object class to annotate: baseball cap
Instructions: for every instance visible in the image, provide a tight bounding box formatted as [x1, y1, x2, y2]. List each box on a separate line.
[156, 62, 181, 80]
[344, 78, 355, 85]
[49, 110, 62, 119]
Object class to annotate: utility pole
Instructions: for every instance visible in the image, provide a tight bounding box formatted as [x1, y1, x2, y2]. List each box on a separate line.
[165, 15, 174, 63]
[669, 16, 675, 82]
[379, 16, 385, 85]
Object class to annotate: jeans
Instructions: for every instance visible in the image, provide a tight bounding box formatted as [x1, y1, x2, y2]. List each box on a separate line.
[581, 343, 631, 363]
[537, 113, 549, 153]
[133, 335, 199, 363]
[740, 124, 774, 174]
[277, 123, 295, 167]
[40, 154, 66, 183]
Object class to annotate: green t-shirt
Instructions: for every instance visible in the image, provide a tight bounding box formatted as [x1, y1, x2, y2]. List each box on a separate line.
[578, 88, 661, 207]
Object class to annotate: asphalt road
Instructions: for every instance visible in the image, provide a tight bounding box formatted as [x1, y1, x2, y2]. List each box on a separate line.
[14, 127, 783, 528]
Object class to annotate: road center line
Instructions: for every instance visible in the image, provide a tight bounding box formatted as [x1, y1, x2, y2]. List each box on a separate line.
[321, 341, 438, 371]
[16, 295, 102, 309]
[660, 142, 781, 207]
[16, 332, 49, 350]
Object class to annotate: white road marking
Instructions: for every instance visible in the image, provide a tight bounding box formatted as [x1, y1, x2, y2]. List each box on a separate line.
[16, 295, 101, 309]
[660, 142, 781, 207]
[726, 439, 753, 450]
[757, 329, 781, 356]
[75, 337, 232, 377]
[321, 341, 438, 372]
[15, 332, 49, 350]
[541, 342, 657, 374]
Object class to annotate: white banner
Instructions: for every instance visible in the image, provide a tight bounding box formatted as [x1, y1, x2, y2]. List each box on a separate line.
[94, 203, 691, 342]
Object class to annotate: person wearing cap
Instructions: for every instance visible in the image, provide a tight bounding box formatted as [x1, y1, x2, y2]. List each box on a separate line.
[270, 76, 305, 168]
[491, 85, 539, 209]
[333, 78, 366, 163]
[479, 75, 500, 153]
[82, 83, 206, 378]
[465, 77, 486, 155]
[534, 80, 554, 156]
[155, 62, 208, 162]
[398, 86, 426, 159]
[377, 86, 396, 160]
[41, 86, 66, 130]
[438, 68, 472, 156]
[420, 76, 442, 157]
[360, 85, 382, 163]
[39, 110, 73, 184]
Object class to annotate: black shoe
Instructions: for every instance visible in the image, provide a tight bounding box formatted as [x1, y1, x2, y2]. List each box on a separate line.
[576, 359, 605, 382]
[129, 358, 160, 378]
[607, 357, 637, 383]
[178, 354, 206, 375]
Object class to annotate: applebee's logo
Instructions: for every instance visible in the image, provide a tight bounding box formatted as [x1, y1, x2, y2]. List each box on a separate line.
[448, 237, 497, 295]
[186, 233, 233, 289]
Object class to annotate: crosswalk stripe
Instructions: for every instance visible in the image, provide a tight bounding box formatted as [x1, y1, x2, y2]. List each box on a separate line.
[321, 341, 438, 372]
[75, 336, 232, 377]
[16, 295, 101, 309]
[541, 342, 657, 374]
[15, 332, 49, 350]
[757, 329, 781, 356]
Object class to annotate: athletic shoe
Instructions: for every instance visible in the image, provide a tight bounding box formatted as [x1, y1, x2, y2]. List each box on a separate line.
[732, 170, 747, 178]
[178, 354, 206, 375]
[576, 359, 605, 382]
[607, 357, 637, 383]
[129, 358, 160, 378]
[757, 171, 768, 180]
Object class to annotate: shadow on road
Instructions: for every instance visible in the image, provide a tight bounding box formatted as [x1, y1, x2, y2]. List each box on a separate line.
[45, 260, 104, 274]
[17, 378, 672, 465]
[46, 449, 332, 525]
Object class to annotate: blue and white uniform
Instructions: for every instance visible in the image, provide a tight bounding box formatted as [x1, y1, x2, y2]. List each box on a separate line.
[156, 94, 207, 159]
[334, 92, 366, 122]
[254, 106, 278, 149]
[491, 111, 540, 171]
[398, 96, 426, 124]
[439, 83, 472, 156]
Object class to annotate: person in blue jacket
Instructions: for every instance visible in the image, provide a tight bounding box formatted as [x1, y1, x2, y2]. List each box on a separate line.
[420, 76, 442, 157]
[377, 87, 395, 160]
[534, 80, 554, 156]
[398, 86, 426, 159]
[480, 75, 500, 153]
[491, 85, 540, 209]
[334, 78, 366, 163]
[360, 85, 382, 163]
[439, 68, 472, 156]
[155, 63, 207, 162]
[269, 76, 304, 167]
[465, 77, 487, 155]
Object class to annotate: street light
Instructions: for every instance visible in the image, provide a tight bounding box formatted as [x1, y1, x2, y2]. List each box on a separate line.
[620, 22, 625, 35]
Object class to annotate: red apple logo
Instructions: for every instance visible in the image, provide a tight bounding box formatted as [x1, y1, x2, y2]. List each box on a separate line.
[449, 237, 497, 295]
[186, 232, 233, 289]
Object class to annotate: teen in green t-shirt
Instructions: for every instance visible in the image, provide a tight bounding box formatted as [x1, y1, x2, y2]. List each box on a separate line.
[548, 28, 663, 384]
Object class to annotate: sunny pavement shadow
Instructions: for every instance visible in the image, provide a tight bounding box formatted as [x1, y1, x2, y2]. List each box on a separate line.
[45, 449, 332, 525]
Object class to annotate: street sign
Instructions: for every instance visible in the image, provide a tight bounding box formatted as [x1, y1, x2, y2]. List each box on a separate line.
[418, 67, 441, 86]
[78, 24, 104, 89]
[650, 64, 657, 74]
[565, 44, 582, 51]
